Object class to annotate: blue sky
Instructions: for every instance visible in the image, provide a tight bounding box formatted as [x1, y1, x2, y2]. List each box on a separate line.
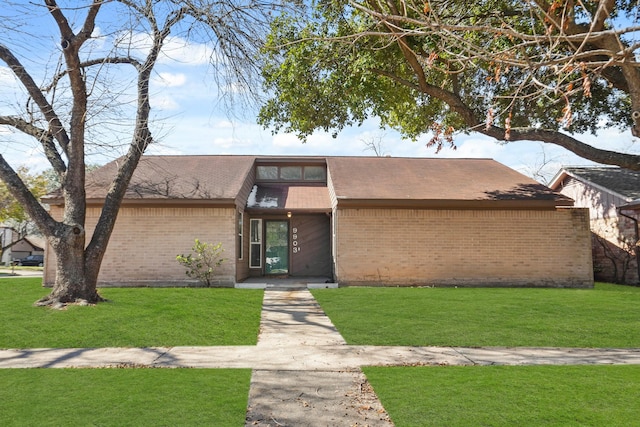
[0, 2, 638, 184]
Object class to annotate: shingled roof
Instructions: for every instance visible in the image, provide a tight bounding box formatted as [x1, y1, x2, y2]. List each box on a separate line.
[551, 166, 640, 201]
[46, 155, 572, 209]
[327, 157, 572, 208]
[82, 155, 255, 203]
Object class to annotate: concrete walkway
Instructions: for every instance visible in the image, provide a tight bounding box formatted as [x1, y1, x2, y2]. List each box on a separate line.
[2, 288, 640, 425]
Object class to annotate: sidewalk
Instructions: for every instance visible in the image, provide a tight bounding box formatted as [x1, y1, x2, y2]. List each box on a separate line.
[0, 268, 43, 278]
[244, 288, 392, 426]
[2, 288, 640, 425]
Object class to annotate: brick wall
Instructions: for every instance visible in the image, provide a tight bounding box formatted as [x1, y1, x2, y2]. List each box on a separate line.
[335, 207, 593, 288]
[44, 205, 236, 287]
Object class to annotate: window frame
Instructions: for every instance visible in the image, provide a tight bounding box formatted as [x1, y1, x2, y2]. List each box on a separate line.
[255, 164, 327, 183]
[237, 211, 243, 260]
[249, 218, 262, 269]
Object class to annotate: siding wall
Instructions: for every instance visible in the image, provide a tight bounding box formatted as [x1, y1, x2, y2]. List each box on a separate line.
[559, 176, 624, 219]
[44, 205, 236, 287]
[556, 176, 639, 284]
[335, 207, 593, 288]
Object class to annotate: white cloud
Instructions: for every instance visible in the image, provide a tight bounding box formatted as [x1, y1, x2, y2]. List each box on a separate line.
[213, 119, 234, 129]
[0, 66, 15, 84]
[159, 36, 213, 66]
[153, 72, 187, 88]
[440, 135, 507, 159]
[272, 133, 301, 148]
[110, 31, 212, 66]
[153, 95, 180, 111]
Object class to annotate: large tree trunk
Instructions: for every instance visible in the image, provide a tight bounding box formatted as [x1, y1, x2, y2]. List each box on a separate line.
[34, 224, 103, 307]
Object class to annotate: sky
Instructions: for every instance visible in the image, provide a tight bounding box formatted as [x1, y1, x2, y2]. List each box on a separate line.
[1, 2, 639, 185]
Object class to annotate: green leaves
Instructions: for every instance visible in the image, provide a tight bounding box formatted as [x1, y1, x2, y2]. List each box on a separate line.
[0, 166, 49, 226]
[176, 239, 225, 287]
[258, 0, 635, 144]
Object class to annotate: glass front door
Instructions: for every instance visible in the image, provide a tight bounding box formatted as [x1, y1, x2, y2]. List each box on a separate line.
[265, 220, 289, 274]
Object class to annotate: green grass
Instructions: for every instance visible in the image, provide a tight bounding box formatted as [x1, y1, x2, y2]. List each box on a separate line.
[364, 365, 640, 426]
[311, 283, 640, 347]
[0, 278, 263, 348]
[5, 279, 640, 426]
[0, 368, 251, 426]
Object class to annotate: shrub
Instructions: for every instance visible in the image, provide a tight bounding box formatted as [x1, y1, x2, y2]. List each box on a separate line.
[176, 240, 225, 287]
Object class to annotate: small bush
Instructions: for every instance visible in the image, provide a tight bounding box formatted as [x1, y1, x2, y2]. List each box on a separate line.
[176, 240, 225, 287]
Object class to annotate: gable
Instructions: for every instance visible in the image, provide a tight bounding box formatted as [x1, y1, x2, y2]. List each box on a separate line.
[551, 167, 640, 201]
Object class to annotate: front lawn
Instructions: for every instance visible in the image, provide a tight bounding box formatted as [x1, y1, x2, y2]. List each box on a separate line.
[0, 278, 263, 348]
[0, 368, 251, 426]
[364, 365, 640, 426]
[311, 283, 640, 347]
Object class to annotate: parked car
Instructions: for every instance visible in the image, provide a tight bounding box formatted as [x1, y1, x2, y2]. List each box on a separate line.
[14, 254, 44, 267]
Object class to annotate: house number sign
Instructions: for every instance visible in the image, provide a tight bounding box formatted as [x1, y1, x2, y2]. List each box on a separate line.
[292, 227, 301, 253]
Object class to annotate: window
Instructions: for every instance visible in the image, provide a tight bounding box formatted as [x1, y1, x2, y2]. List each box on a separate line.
[304, 166, 326, 181]
[255, 164, 327, 183]
[249, 219, 262, 268]
[237, 211, 243, 260]
[256, 166, 278, 180]
[280, 166, 302, 180]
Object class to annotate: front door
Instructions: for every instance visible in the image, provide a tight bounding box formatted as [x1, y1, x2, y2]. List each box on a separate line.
[265, 220, 289, 275]
[290, 214, 332, 277]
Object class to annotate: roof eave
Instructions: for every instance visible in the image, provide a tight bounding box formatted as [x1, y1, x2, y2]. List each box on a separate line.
[54, 198, 239, 208]
[335, 198, 573, 210]
[245, 207, 332, 214]
[551, 168, 634, 202]
[548, 170, 569, 190]
[621, 199, 640, 210]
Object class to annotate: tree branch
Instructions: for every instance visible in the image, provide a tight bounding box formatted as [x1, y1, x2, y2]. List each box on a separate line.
[0, 44, 70, 156]
[0, 155, 57, 236]
[0, 116, 66, 175]
[85, 2, 187, 267]
[43, 56, 143, 93]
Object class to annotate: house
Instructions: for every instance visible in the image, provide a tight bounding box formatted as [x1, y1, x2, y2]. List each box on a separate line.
[550, 166, 640, 285]
[43, 155, 594, 288]
[0, 227, 44, 266]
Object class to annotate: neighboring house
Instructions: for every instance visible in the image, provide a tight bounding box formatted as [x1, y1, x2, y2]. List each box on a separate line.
[43, 155, 593, 288]
[550, 167, 640, 285]
[0, 227, 45, 265]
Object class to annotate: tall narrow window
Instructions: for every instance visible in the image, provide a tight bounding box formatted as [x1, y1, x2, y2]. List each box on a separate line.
[237, 211, 243, 260]
[249, 219, 262, 268]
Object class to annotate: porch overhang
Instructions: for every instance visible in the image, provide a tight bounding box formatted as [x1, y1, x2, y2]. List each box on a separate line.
[244, 185, 332, 214]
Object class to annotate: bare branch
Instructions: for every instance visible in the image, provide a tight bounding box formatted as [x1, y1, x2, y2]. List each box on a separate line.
[0, 155, 56, 236]
[0, 44, 70, 156]
[0, 116, 66, 174]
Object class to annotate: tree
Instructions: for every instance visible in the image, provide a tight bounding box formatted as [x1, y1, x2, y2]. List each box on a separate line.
[258, 0, 640, 170]
[0, 166, 49, 231]
[362, 132, 390, 156]
[0, 166, 49, 260]
[0, 1, 297, 306]
[176, 239, 225, 287]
